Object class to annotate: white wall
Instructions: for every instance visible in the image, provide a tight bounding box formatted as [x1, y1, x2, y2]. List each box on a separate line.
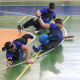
[0, 0, 80, 2]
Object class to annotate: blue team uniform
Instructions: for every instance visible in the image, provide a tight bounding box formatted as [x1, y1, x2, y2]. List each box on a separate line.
[32, 23, 63, 52]
[40, 8, 56, 23]
[49, 23, 63, 43]
[6, 41, 24, 59]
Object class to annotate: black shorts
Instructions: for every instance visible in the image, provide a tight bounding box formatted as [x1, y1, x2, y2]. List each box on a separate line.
[23, 18, 44, 29]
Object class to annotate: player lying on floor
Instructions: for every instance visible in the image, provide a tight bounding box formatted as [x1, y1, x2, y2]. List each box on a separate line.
[2, 34, 34, 67]
[32, 12, 74, 52]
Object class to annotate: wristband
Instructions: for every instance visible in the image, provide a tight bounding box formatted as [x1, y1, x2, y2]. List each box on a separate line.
[7, 59, 13, 61]
[37, 16, 40, 19]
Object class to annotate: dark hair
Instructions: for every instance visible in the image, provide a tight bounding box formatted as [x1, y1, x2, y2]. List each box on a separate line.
[17, 25, 21, 29]
[2, 41, 11, 51]
[55, 18, 63, 24]
[49, 2, 55, 9]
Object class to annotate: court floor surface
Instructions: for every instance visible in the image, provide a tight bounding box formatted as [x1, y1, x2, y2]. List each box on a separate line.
[0, 5, 80, 80]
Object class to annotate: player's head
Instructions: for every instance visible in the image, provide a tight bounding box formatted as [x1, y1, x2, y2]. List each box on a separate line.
[55, 18, 63, 28]
[49, 2, 55, 11]
[2, 41, 16, 52]
[55, 18, 63, 24]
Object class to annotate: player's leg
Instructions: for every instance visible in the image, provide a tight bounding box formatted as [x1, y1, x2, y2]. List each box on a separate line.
[22, 34, 33, 39]
[33, 31, 60, 52]
[33, 38, 60, 52]
[33, 22, 45, 34]
[14, 34, 33, 45]
[17, 18, 45, 34]
[17, 18, 35, 32]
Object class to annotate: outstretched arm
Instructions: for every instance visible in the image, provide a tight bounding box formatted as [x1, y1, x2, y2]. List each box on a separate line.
[63, 36, 74, 39]
[21, 45, 33, 64]
[36, 12, 50, 29]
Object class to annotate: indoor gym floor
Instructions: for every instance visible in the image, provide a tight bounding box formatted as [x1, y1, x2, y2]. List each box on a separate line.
[0, 5, 80, 80]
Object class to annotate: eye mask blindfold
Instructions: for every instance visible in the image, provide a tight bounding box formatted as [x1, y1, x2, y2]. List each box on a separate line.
[56, 21, 63, 24]
[49, 6, 55, 9]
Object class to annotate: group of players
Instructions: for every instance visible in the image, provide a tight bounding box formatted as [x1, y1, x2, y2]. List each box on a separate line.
[2, 2, 74, 67]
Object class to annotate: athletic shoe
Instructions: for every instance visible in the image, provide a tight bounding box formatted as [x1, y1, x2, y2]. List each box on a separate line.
[17, 25, 24, 32]
[34, 28, 45, 34]
[32, 45, 40, 52]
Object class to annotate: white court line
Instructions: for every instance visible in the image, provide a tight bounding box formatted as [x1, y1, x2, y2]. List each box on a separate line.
[0, 11, 35, 17]
[0, 10, 79, 16]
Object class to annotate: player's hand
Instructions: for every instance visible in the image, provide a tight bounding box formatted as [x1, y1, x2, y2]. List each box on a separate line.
[24, 60, 34, 64]
[6, 61, 12, 67]
[67, 36, 74, 38]
[36, 12, 41, 17]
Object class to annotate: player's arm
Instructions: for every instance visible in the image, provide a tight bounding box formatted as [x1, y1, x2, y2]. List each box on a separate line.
[53, 12, 57, 21]
[38, 17, 50, 29]
[53, 18, 57, 21]
[35, 11, 41, 17]
[7, 57, 13, 67]
[36, 12, 50, 29]
[21, 45, 33, 64]
[63, 36, 74, 39]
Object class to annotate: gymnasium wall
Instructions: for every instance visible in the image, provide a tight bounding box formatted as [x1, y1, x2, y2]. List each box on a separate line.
[0, 0, 80, 2]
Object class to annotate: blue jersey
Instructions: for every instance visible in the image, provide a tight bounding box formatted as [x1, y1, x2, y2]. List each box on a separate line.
[49, 24, 63, 43]
[6, 41, 24, 59]
[40, 8, 56, 23]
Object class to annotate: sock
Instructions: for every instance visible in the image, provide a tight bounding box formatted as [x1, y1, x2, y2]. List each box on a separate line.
[38, 46, 42, 50]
